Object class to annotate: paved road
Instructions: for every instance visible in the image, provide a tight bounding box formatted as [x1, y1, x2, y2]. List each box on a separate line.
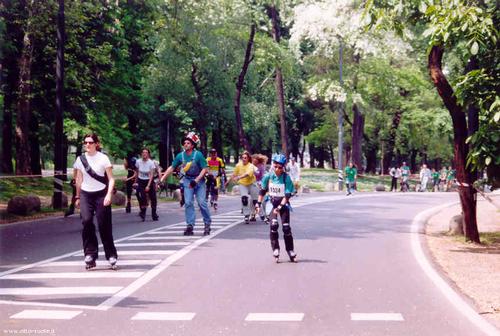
[0, 192, 497, 336]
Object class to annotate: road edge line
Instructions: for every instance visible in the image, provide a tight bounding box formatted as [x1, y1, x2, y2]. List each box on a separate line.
[411, 203, 500, 336]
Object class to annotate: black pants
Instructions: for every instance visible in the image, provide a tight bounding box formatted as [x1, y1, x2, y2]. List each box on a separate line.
[390, 177, 398, 191]
[269, 197, 293, 252]
[80, 189, 117, 260]
[125, 171, 134, 201]
[136, 179, 157, 211]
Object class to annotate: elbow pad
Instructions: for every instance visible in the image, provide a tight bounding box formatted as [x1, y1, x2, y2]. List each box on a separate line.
[259, 189, 267, 197]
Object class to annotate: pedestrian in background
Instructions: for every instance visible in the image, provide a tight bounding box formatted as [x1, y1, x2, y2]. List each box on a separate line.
[345, 162, 357, 195]
[287, 157, 301, 194]
[389, 164, 401, 192]
[134, 148, 159, 221]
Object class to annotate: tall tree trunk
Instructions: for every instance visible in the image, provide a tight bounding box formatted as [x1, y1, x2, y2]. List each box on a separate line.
[309, 143, 316, 168]
[365, 141, 378, 174]
[267, 4, 288, 156]
[191, 62, 208, 155]
[233, 23, 255, 152]
[299, 137, 306, 167]
[383, 108, 404, 174]
[15, 0, 36, 175]
[351, 103, 364, 171]
[53, 0, 65, 208]
[410, 149, 418, 173]
[30, 113, 41, 174]
[1, 2, 22, 174]
[212, 119, 223, 157]
[428, 45, 479, 243]
[328, 145, 335, 169]
[159, 118, 170, 169]
[466, 56, 481, 181]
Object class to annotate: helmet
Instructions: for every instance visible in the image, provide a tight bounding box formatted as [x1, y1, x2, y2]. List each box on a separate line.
[272, 153, 287, 166]
[184, 132, 200, 147]
[209, 148, 217, 153]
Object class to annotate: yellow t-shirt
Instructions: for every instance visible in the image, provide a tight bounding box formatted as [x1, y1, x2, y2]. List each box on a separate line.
[234, 162, 256, 186]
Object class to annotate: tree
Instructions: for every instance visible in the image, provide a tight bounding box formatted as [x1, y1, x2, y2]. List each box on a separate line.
[366, 0, 498, 243]
[53, 0, 65, 209]
[267, 3, 288, 156]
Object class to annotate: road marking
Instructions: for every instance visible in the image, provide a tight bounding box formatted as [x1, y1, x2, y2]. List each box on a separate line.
[0, 287, 122, 295]
[10, 309, 82, 320]
[131, 312, 196, 321]
[129, 236, 197, 240]
[39, 260, 162, 267]
[140, 231, 198, 240]
[350, 313, 404, 321]
[115, 242, 191, 247]
[1, 272, 143, 279]
[74, 250, 176, 256]
[245, 313, 304, 322]
[412, 203, 500, 336]
[97, 219, 242, 310]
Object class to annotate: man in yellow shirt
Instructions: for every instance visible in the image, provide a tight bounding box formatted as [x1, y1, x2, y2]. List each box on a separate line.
[225, 151, 259, 224]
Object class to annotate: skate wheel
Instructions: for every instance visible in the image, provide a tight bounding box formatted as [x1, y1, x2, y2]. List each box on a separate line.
[110, 265, 118, 270]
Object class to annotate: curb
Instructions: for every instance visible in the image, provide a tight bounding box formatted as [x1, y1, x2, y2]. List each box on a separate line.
[411, 203, 500, 336]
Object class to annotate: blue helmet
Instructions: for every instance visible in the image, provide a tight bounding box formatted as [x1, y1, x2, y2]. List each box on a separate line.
[272, 153, 287, 166]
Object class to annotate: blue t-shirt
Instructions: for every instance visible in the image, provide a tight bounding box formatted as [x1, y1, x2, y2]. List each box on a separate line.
[172, 150, 207, 177]
[261, 172, 295, 198]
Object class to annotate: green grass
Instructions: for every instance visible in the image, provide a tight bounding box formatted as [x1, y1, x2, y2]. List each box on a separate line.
[300, 168, 418, 192]
[479, 232, 500, 245]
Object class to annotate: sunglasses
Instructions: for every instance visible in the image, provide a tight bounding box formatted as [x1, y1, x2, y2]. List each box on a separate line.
[83, 141, 95, 145]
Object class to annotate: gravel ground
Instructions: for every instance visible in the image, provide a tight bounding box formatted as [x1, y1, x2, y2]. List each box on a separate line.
[425, 193, 500, 330]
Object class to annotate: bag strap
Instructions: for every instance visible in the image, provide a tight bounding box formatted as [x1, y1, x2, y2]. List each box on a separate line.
[80, 154, 108, 186]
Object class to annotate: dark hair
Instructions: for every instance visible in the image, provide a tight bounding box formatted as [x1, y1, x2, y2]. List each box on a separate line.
[83, 133, 101, 151]
[141, 148, 151, 155]
[210, 148, 217, 153]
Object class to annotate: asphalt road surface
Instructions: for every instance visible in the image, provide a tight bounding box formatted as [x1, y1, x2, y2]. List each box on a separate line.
[1, 192, 497, 336]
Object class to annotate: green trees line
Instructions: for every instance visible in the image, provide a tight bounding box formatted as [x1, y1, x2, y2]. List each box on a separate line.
[1, 1, 498, 241]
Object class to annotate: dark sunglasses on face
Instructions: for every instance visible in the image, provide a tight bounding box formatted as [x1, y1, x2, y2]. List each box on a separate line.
[83, 141, 95, 145]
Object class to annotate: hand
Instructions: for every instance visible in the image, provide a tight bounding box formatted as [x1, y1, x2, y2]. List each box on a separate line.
[145, 186, 150, 192]
[189, 180, 197, 189]
[75, 199, 80, 209]
[104, 194, 112, 206]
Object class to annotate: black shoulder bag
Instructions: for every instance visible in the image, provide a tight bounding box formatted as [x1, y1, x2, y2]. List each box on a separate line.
[79, 154, 109, 187]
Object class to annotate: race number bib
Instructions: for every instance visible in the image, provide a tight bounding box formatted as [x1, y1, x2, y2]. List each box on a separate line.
[268, 182, 285, 197]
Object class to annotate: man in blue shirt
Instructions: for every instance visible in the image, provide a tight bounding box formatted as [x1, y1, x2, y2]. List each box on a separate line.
[160, 132, 212, 236]
[255, 153, 297, 262]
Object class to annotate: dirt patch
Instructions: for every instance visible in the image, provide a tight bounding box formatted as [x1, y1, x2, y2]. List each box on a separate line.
[426, 195, 500, 329]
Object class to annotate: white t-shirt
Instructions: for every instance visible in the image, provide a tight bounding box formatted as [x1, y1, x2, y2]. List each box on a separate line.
[136, 159, 156, 180]
[288, 163, 300, 182]
[73, 152, 112, 192]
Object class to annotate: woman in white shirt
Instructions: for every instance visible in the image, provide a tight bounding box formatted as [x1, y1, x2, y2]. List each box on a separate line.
[133, 148, 159, 221]
[74, 133, 117, 270]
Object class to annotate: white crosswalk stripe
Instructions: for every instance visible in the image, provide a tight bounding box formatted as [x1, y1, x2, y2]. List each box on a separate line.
[1, 272, 143, 279]
[0, 211, 241, 312]
[10, 310, 82, 320]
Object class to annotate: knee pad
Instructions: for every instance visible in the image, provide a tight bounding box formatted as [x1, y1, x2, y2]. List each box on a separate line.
[270, 220, 279, 233]
[241, 196, 248, 206]
[283, 223, 292, 236]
